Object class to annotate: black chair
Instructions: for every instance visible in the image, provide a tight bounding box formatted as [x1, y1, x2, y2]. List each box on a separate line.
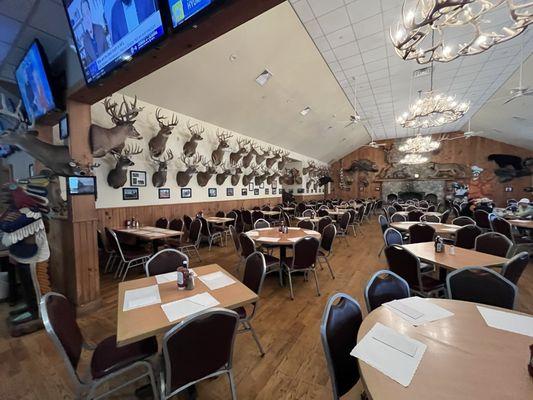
[242, 210, 254, 231]
[160, 309, 239, 399]
[298, 219, 315, 230]
[440, 209, 451, 224]
[336, 212, 351, 245]
[198, 217, 224, 251]
[238, 233, 280, 282]
[254, 218, 270, 229]
[407, 210, 424, 221]
[446, 267, 518, 309]
[454, 224, 482, 249]
[155, 217, 168, 229]
[377, 215, 390, 256]
[475, 232, 513, 258]
[385, 206, 397, 221]
[421, 214, 440, 223]
[145, 249, 189, 277]
[491, 217, 533, 255]
[384, 245, 444, 297]
[179, 218, 202, 262]
[318, 216, 333, 234]
[283, 236, 321, 300]
[365, 269, 410, 313]
[383, 227, 403, 247]
[408, 223, 435, 244]
[452, 216, 476, 226]
[252, 210, 265, 225]
[320, 293, 363, 400]
[229, 225, 243, 270]
[40, 293, 158, 399]
[390, 213, 406, 222]
[183, 214, 193, 231]
[317, 209, 329, 218]
[233, 251, 267, 356]
[107, 229, 151, 281]
[169, 218, 183, 232]
[318, 224, 336, 279]
[473, 209, 491, 231]
[393, 203, 403, 212]
[501, 251, 529, 285]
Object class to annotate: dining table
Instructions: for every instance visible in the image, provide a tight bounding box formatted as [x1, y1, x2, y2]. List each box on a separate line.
[114, 226, 184, 254]
[390, 222, 460, 235]
[204, 216, 234, 224]
[394, 211, 442, 218]
[507, 219, 533, 229]
[357, 299, 532, 400]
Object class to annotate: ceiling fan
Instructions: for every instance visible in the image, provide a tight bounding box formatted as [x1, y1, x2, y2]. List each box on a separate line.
[440, 120, 483, 141]
[343, 77, 368, 128]
[504, 37, 533, 104]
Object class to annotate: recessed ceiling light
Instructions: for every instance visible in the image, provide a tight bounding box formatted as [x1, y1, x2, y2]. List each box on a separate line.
[300, 106, 311, 116]
[229, 54, 237, 62]
[255, 69, 273, 86]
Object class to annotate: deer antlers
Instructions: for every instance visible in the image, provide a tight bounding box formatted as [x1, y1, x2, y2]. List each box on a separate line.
[151, 149, 174, 163]
[186, 121, 205, 137]
[216, 130, 233, 142]
[236, 137, 250, 149]
[103, 95, 143, 125]
[155, 108, 178, 128]
[121, 143, 143, 157]
[180, 153, 202, 168]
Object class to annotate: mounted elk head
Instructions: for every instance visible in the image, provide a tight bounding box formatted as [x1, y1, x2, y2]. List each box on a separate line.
[255, 146, 269, 165]
[229, 138, 250, 165]
[216, 162, 233, 185]
[254, 166, 269, 186]
[242, 141, 261, 169]
[230, 162, 243, 186]
[242, 164, 260, 187]
[0, 95, 86, 177]
[149, 109, 178, 158]
[107, 144, 143, 189]
[197, 157, 217, 187]
[277, 150, 291, 170]
[265, 148, 282, 169]
[150, 149, 174, 188]
[211, 130, 233, 166]
[91, 96, 143, 158]
[183, 121, 204, 157]
[176, 153, 201, 187]
[266, 170, 281, 185]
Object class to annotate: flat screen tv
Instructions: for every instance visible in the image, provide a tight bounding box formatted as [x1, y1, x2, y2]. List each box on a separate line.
[68, 176, 97, 196]
[63, 0, 166, 85]
[167, 0, 214, 28]
[15, 40, 57, 123]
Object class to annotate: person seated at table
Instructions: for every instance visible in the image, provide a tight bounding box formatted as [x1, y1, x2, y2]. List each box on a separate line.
[516, 198, 533, 219]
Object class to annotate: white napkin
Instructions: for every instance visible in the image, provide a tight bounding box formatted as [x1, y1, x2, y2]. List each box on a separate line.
[161, 292, 219, 322]
[258, 237, 280, 243]
[477, 306, 533, 337]
[384, 297, 454, 326]
[123, 285, 161, 311]
[198, 271, 236, 290]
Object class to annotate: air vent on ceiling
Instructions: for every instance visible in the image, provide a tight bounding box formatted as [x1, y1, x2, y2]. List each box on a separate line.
[413, 66, 433, 78]
[255, 69, 273, 86]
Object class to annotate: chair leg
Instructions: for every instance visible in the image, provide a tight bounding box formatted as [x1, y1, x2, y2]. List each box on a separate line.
[378, 244, 385, 257]
[195, 246, 202, 262]
[114, 260, 124, 279]
[146, 361, 159, 400]
[287, 271, 295, 300]
[208, 237, 213, 251]
[246, 321, 265, 357]
[122, 261, 132, 282]
[312, 269, 321, 296]
[324, 257, 335, 279]
[227, 370, 237, 400]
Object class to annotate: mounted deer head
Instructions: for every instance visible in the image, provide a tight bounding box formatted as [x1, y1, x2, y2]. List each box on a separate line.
[277, 150, 291, 170]
[230, 161, 243, 186]
[215, 162, 233, 185]
[150, 149, 174, 188]
[242, 164, 260, 187]
[229, 137, 250, 165]
[0, 95, 86, 177]
[107, 144, 143, 189]
[91, 96, 144, 158]
[242, 141, 261, 168]
[254, 166, 269, 186]
[266, 170, 281, 185]
[255, 146, 269, 165]
[211, 130, 233, 166]
[265, 148, 282, 169]
[176, 153, 201, 187]
[303, 161, 318, 176]
[183, 121, 204, 157]
[197, 157, 217, 187]
[149, 108, 178, 158]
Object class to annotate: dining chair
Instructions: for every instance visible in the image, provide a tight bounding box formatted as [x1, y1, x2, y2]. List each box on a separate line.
[317, 209, 330, 218]
[183, 214, 193, 231]
[446, 267, 518, 310]
[335, 212, 351, 245]
[40, 293, 158, 400]
[440, 209, 451, 224]
[427, 205, 436, 212]
[145, 249, 189, 277]
[474, 232, 513, 258]
[346, 209, 359, 236]
[155, 217, 169, 229]
[364, 270, 410, 313]
[385, 206, 397, 221]
[473, 209, 491, 231]
[160, 309, 239, 400]
[452, 216, 476, 226]
[421, 214, 440, 223]
[297, 219, 314, 230]
[406, 205, 418, 212]
[254, 218, 270, 229]
[238, 233, 280, 282]
[302, 209, 315, 218]
[318, 216, 333, 235]
[320, 293, 363, 400]
[383, 227, 403, 247]
[454, 224, 482, 249]
[390, 213, 406, 222]
[377, 215, 389, 256]
[198, 217, 224, 251]
[407, 210, 424, 221]
[233, 251, 267, 356]
[252, 210, 265, 225]
[408, 223, 436, 244]
[179, 218, 202, 262]
[491, 217, 533, 255]
[282, 212, 291, 227]
[393, 203, 403, 212]
[242, 210, 254, 231]
[283, 236, 321, 300]
[501, 251, 529, 285]
[384, 245, 444, 297]
[100, 229, 117, 273]
[318, 223, 336, 279]
[107, 229, 151, 281]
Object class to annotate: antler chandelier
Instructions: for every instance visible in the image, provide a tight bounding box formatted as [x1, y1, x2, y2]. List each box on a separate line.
[400, 153, 429, 164]
[399, 134, 441, 153]
[391, 0, 533, 64]
[397, 91, 470, 128]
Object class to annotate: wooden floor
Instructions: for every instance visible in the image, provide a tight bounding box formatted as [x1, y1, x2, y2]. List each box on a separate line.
[1, 216, 532, 400]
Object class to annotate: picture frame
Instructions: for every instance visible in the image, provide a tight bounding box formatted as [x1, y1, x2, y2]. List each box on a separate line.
[158, 188, 170, 199]
[226, 187, 234, 197]
[254, 188, 259, 195]
[181, 188, 192, 198]
[130, 170, 147, 187]
[28, 163, 34, 177]
[248, 182, 254, 191]
[122, 187, 139, 200]
[59, 114, 69, 140]
[272, 180, 277, 189]
[241, 188, 248, 196]
[208, 188, 217, 198]
[272, 188, 277, 195]
[265, 188, 269, 195]
[297, 188, 305, 194]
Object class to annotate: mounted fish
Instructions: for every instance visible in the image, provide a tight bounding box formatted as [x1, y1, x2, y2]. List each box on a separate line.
[265, 148, 282, 169]
[242, 141, 261, 169]
[107, 144, 143, 189]
[197, 157, 217, 187]
[230, 162, 243, 186]
[183, 121, 204, 157]
[277, 150, 291, 170]
[230, 138, 250, 165]
[176, 154, 201, 187]
[91, 96, 143, 157]
[216, 162, 233, 185]
[242, 164, 260, 187]
[149, 108, 178, 157]
[211, 130, 233, 166]
[150, 149, 174, 188]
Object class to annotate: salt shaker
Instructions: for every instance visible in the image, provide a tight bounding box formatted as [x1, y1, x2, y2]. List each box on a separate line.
[449, 245, 456, 255]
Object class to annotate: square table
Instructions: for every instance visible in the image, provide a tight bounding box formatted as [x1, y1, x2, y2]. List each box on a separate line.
[205, 216, 234, 224]
[401, 243, 509, 271]
[115, 226, 184, 254]
[117, 264, 257, 347]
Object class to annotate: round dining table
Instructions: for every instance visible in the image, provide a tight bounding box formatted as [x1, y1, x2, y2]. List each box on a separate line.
[357, 299, 532, 400]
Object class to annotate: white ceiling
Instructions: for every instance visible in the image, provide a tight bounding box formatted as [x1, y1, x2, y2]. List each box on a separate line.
[289, 0, 533, 144]
[122, 2, 370, 162]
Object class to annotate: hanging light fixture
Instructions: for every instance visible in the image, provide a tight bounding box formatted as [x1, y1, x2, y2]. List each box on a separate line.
[391, 0, 533, 64]
[399, 153, 429, 164]
[399, 134, 441, 153]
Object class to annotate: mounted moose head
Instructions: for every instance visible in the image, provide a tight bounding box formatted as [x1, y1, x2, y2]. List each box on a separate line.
[242, 141, 261, 169]
[277, 150, 291, 170]
[216, 162, 233, 185]
[230, 162, 243, 186]
[183, 121, 204, 157]
[149, 109, 178, 158]
[197, 157, 217, 187]
[254, 166, 269, 186]
[229, 138, 250, 165]
[265, 148, 282, 169]
[242, 164, 260, 187]
[176, 153, 201, 187]
[107, 144, 143, 189]
[266, 170, 281, 185]
[211, 130, 233, 166]
[150, 149, 174, 188]
[0, 95, 87, 177]
[91, 96, 144, 158]
[255, 146, 269, 165]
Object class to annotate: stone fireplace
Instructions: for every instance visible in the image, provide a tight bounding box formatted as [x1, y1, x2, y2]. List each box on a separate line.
[382, 180, 446, 203]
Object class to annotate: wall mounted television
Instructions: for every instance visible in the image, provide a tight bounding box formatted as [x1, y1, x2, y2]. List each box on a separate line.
[167, 0, 214, 29]
[63, 0, 166, 85]
[67, 176, 97, 197]
[15, 40, 57, 123]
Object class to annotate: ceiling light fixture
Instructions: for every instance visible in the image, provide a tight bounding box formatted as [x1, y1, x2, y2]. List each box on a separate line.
[399, 153, 429, 164]
[391, 0, 533, 64]
[399, 133, 441, 153]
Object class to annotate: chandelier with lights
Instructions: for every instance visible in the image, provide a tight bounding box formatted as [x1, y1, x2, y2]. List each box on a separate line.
[399, 134, 441, 153]
[391, 0, 533, 64]
[400, 153, 429, 164]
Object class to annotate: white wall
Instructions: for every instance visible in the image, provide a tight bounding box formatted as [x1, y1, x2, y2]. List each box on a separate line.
[92, 94, 326, 209]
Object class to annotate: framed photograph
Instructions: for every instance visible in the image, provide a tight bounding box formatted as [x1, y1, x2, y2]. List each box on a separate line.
[68, 176, 96, 196]
[504, 186, 513, 192]
[297, 188, 305, 194]
[272, 188, 277, 195]
[248, 182, 254, 191]
[158, 188, 170, 199]
[130, 170, 147, 187]
[259, 183, 264, 189]
[122, 187, 139, 200]
[254, 188, 259, 195]
[226, 187, 234, 197]
[181, 188, 192, 198]
[241, 188, 248, 196]
[265, 188, 269, 195]
[208, 188, 217, 198]
[272, 180, 277, 189]
[59, 114, 69, 140]
[28, 163, 34, 177]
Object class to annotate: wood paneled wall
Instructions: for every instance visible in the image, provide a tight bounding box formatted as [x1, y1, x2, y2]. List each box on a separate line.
[329, 135, 533, 206]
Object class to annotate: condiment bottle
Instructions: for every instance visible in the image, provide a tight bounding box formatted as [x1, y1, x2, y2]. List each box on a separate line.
[177, 266, 189, 290]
